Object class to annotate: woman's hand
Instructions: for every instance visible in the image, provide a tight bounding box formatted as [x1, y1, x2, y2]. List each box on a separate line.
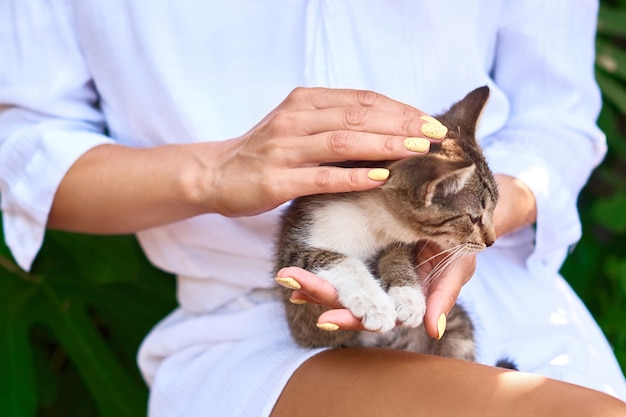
[276, 173, 537, 339]
[200, 87, 447, 217]
[275, 247, 476, 339]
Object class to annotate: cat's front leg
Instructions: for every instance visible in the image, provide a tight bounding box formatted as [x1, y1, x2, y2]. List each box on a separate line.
[316, 257, 397, 333]
[374, 243, 426, 328]
[387, 287, 426, 327]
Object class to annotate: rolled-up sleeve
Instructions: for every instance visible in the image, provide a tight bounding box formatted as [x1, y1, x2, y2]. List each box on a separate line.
[483, 0, 606, 271]
[0, 0, 113, 271]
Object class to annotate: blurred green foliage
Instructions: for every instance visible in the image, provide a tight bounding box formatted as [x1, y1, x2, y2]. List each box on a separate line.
[1, 2, 626, 416]
[560, 0, 626, 375]
[0, 229, 176, 417]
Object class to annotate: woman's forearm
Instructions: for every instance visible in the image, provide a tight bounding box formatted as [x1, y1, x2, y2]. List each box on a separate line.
[47, 142, 222, 234]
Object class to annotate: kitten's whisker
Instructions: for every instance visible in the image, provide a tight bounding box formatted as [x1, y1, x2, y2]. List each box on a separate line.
[438, 244, 472, 277]
[422, 245, 471, 287]
[426, 251, 462, 279]
[415, 242, 429, 261]
[424, 256, 463, 287]
[415, 244, 465, 269]
[422, 249, 462, 285]
[425, 246, 464, 273]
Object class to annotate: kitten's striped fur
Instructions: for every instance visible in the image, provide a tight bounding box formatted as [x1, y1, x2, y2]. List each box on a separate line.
[274, 87, 497, 361]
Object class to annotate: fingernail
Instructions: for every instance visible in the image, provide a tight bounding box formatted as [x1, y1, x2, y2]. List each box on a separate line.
[275, 277, 301, 290]
[367, 168, 390, 181]
[421, 115, 441, 124]
[437, 313, 447, 340]
[404, 137, 431, 153]
[420, 116, 447, 139]
[317, 322, 340, 332]
[289, 298, 308, 305]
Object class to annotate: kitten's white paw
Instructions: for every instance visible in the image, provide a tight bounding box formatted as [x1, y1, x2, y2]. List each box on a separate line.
[318, 259, 398, 333]
[388, 286, 426, 328]
[340, 290, 397, 333]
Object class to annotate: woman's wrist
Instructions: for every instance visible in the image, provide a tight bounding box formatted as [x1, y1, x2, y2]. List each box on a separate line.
[493, 174, 537, 238]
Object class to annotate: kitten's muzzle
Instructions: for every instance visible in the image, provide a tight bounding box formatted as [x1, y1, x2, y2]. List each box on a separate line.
[482, 226, 496, 248]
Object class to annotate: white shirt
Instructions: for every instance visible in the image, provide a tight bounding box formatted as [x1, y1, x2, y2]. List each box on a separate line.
[3, 1, 626, 409]
[1, 0, 604, 279]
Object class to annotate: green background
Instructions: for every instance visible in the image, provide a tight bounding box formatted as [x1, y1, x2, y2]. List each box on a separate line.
[2, 2, 626, 415]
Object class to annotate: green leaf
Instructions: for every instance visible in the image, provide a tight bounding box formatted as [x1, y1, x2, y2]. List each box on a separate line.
[0, 213, 176, 416]
[596, 38, 626, 81]
[596, 69, 626, 115]
[38, 232, 142, 285]
[560, 238, 602, 295]
[0, 267, 149, 417]
[591, 191, 626, 233]
[597, 4, 626, 38]
[605, 255, 626, 296]
[0, 271, 39, 417]
[598, 103, 626, 163]
[39, 286, 146, 416]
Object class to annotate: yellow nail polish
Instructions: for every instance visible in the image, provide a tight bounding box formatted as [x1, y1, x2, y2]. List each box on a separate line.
[420, 116, 448, 139]
[420, 115, 441, 124]
[404, 137, 431, 153]
[275, 277, 301, 290]
[289, 298, 308, 305]
[317, 322, 340, 332]
[367, 168, 390, 181]
[437, 313, 447, 340]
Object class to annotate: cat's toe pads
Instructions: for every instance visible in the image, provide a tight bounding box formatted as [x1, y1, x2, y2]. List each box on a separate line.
[388, 286, 426, 327]
[342, 292, 397, 333]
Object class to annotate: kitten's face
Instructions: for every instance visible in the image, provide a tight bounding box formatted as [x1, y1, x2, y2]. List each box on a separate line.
[421, 166, 497, 252]
[383, 151, 498, 252]
[380, 85, 498, 253]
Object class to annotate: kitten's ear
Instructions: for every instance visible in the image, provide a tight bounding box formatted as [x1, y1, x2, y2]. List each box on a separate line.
[424, 159, 475, 206]
[439, 86, 490, 139]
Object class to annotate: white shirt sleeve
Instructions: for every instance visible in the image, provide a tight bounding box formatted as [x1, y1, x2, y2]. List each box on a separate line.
[482, 0, 606, 271]
[0, 0, 113, 271]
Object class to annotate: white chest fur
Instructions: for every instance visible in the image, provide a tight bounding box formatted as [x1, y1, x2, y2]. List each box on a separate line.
[306, 199, 420, 258]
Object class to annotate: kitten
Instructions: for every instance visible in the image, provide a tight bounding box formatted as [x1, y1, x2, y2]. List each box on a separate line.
[274, 86, 497, 361]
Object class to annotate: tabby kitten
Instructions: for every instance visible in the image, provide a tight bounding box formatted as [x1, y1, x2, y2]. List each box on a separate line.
[274, 86, 497, 361]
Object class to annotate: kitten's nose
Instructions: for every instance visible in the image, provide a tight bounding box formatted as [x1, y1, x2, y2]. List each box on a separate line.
[483, 228, 496, 247]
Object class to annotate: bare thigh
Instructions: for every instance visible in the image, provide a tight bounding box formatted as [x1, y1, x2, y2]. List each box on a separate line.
[271, 347, 626, 417]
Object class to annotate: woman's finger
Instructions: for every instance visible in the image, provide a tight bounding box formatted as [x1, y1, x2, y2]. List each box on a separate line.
[288, 107, 447, 140]
[269, 87, 447, 140]
[272, 131, 432, 167]
[263, 166, 391, 205]
[275, 266, 343, 308]
[280, 87, 427, 116]
[275, 267, 368, 332]
[423, 253, 476, 339]
[317, 309, 366, 331]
